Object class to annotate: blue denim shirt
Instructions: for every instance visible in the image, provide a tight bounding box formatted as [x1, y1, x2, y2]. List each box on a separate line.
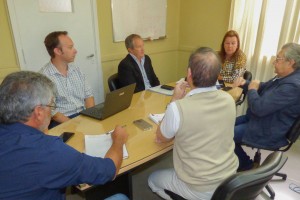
[243, 69, 300, 149]
[0, 123, 115, 200]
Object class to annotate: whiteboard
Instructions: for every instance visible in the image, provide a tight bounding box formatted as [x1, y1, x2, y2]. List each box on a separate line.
[111, 0, 167, 42]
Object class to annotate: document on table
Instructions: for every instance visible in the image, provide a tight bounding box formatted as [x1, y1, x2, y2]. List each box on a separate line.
[149, 113, 165, 125]
[148, 85, 173, 96]
[85, 134, 128, 159]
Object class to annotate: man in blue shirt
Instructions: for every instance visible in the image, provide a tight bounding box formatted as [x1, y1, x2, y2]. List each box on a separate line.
[0, 71, 129, 200]
[233, 43, 300, 171]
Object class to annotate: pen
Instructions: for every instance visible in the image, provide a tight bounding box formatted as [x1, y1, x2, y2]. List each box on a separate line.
[106, 125, 126, 135]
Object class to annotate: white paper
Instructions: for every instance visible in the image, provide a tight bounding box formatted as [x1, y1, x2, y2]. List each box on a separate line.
[148, 85, 173, 96]
[85, 134, 128, 159]
[149, 113, 165, 125]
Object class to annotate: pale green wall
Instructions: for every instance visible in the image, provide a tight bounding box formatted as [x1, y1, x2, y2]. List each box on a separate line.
[177, 0, 231, 78]
[97, 0, 180, 92]
[0, 0, 19, 81]
[0, 0, 231, 91]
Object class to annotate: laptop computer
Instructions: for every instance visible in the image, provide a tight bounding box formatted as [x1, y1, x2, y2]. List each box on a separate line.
[80, 83, 136, 120]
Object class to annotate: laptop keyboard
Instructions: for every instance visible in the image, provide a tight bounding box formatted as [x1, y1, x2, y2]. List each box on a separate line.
[84, 103, 104, 118]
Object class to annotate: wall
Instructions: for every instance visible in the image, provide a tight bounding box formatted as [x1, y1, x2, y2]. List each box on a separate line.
[0, 0, 231, 91]
[0, 0, 19, 82]
[177, 0, 231, 77]
[97, 0, 180, 92]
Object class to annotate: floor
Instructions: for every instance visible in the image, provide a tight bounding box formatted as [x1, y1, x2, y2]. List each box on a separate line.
[66, 140, 300, 200]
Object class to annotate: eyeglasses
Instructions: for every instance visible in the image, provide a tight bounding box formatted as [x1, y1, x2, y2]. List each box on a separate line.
[274, 56, 286, 63]
[41, 102, 57, 111]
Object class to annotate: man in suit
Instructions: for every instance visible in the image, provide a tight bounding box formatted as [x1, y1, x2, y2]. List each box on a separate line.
[233, 43, 300, 171]
[118, 34, 160, 93]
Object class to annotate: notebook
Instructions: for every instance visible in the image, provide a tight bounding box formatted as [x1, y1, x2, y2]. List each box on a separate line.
[80, 83, 136, 120]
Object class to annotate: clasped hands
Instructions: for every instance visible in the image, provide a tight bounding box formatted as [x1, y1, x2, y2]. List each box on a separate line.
[233, 77, 260, 90]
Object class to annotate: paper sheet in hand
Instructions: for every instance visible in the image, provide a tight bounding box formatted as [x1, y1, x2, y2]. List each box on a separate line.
[85, 134, 128, 159]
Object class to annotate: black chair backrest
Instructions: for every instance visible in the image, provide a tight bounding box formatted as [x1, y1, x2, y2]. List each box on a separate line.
[236, 70, 252, 105]
[211, 151, 287, 200]
[243, 70, 252, 82]
[164, 189, 186, 200]
[286, 114, 300, 142]
[280, 114, 300, 152]
[108, 73, 120, 92]
[243, 114, 300, 152]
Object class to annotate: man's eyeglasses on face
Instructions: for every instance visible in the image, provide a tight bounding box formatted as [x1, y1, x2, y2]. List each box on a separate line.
[275, 56, 286, 63]
[41, 102, 57, 111]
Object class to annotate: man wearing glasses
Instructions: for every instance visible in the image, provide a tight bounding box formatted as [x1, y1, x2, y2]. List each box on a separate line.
[233, 43, 300, 171]
[0, 71, 129, 200]
[40, 31, 95, 128]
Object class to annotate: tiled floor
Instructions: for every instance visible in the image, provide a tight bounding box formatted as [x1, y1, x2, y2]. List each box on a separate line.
[246, 141, 300, 200]
[66, 140, 300, 200]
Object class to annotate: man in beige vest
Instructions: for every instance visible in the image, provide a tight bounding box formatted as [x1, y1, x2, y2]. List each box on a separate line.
[148, 47, 238, 199]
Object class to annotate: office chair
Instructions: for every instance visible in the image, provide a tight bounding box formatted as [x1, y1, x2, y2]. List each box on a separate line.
[243, 114, 300, 199]
[164, 151, 287, 200]
[236, 70, 252, 106]
[108, 73, 120, 92]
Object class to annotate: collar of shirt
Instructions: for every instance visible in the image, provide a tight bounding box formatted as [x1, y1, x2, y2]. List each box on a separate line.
[0, 122, 42, 137]
[47, 61, 75, 76]
[186, 86, 218, 97]
[129, 53, 145, 66]
[272, 76, 281, 82]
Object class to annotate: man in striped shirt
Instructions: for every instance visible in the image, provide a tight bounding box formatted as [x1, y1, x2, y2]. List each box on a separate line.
[40, 31, 95, 128]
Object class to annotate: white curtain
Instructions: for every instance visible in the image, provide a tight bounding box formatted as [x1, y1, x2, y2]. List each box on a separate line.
[229, 0, 300, 115]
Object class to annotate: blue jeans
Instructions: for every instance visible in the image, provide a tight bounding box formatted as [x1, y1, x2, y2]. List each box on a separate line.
[234, 115, 253, 170]
[104, 193, 129, 200]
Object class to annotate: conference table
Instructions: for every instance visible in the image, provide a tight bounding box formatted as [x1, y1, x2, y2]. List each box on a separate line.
[48, 84, 242, 199]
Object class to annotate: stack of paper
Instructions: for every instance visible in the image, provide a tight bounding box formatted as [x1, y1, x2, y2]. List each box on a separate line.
[149, 113, 165, 125]
[148, 85, 173, 96]
[85, 134, 128, 159]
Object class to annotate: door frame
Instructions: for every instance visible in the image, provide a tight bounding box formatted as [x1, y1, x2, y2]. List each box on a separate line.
[6, 0, 104, 103]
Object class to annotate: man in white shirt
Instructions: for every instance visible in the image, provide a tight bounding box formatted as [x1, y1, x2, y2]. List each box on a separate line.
[148, 47, 238, 200]
[40, 31, 95, 128]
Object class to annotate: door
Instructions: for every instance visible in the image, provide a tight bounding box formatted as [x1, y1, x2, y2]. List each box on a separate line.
[7, 0, 104, 104]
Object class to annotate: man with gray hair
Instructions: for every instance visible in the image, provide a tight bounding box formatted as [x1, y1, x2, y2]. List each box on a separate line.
[118, 34, 160, 93]
[233, 43, 300, 171]
[148, 47, 238, 199]
[0, 71, 129, 200]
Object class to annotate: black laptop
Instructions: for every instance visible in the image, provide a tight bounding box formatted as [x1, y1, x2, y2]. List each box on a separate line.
[80, 83, 136, 120]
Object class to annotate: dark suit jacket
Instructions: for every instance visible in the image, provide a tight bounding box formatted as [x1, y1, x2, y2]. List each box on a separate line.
[243, 69, 300, 149]
[118, 54, 160, 93]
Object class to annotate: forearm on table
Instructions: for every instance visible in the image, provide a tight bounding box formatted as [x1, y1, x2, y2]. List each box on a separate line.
[156, 126, 173, 143]
[52, 112, 70, 123]
[105, 141, 124, 178]
[85, 96, 95, 108]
